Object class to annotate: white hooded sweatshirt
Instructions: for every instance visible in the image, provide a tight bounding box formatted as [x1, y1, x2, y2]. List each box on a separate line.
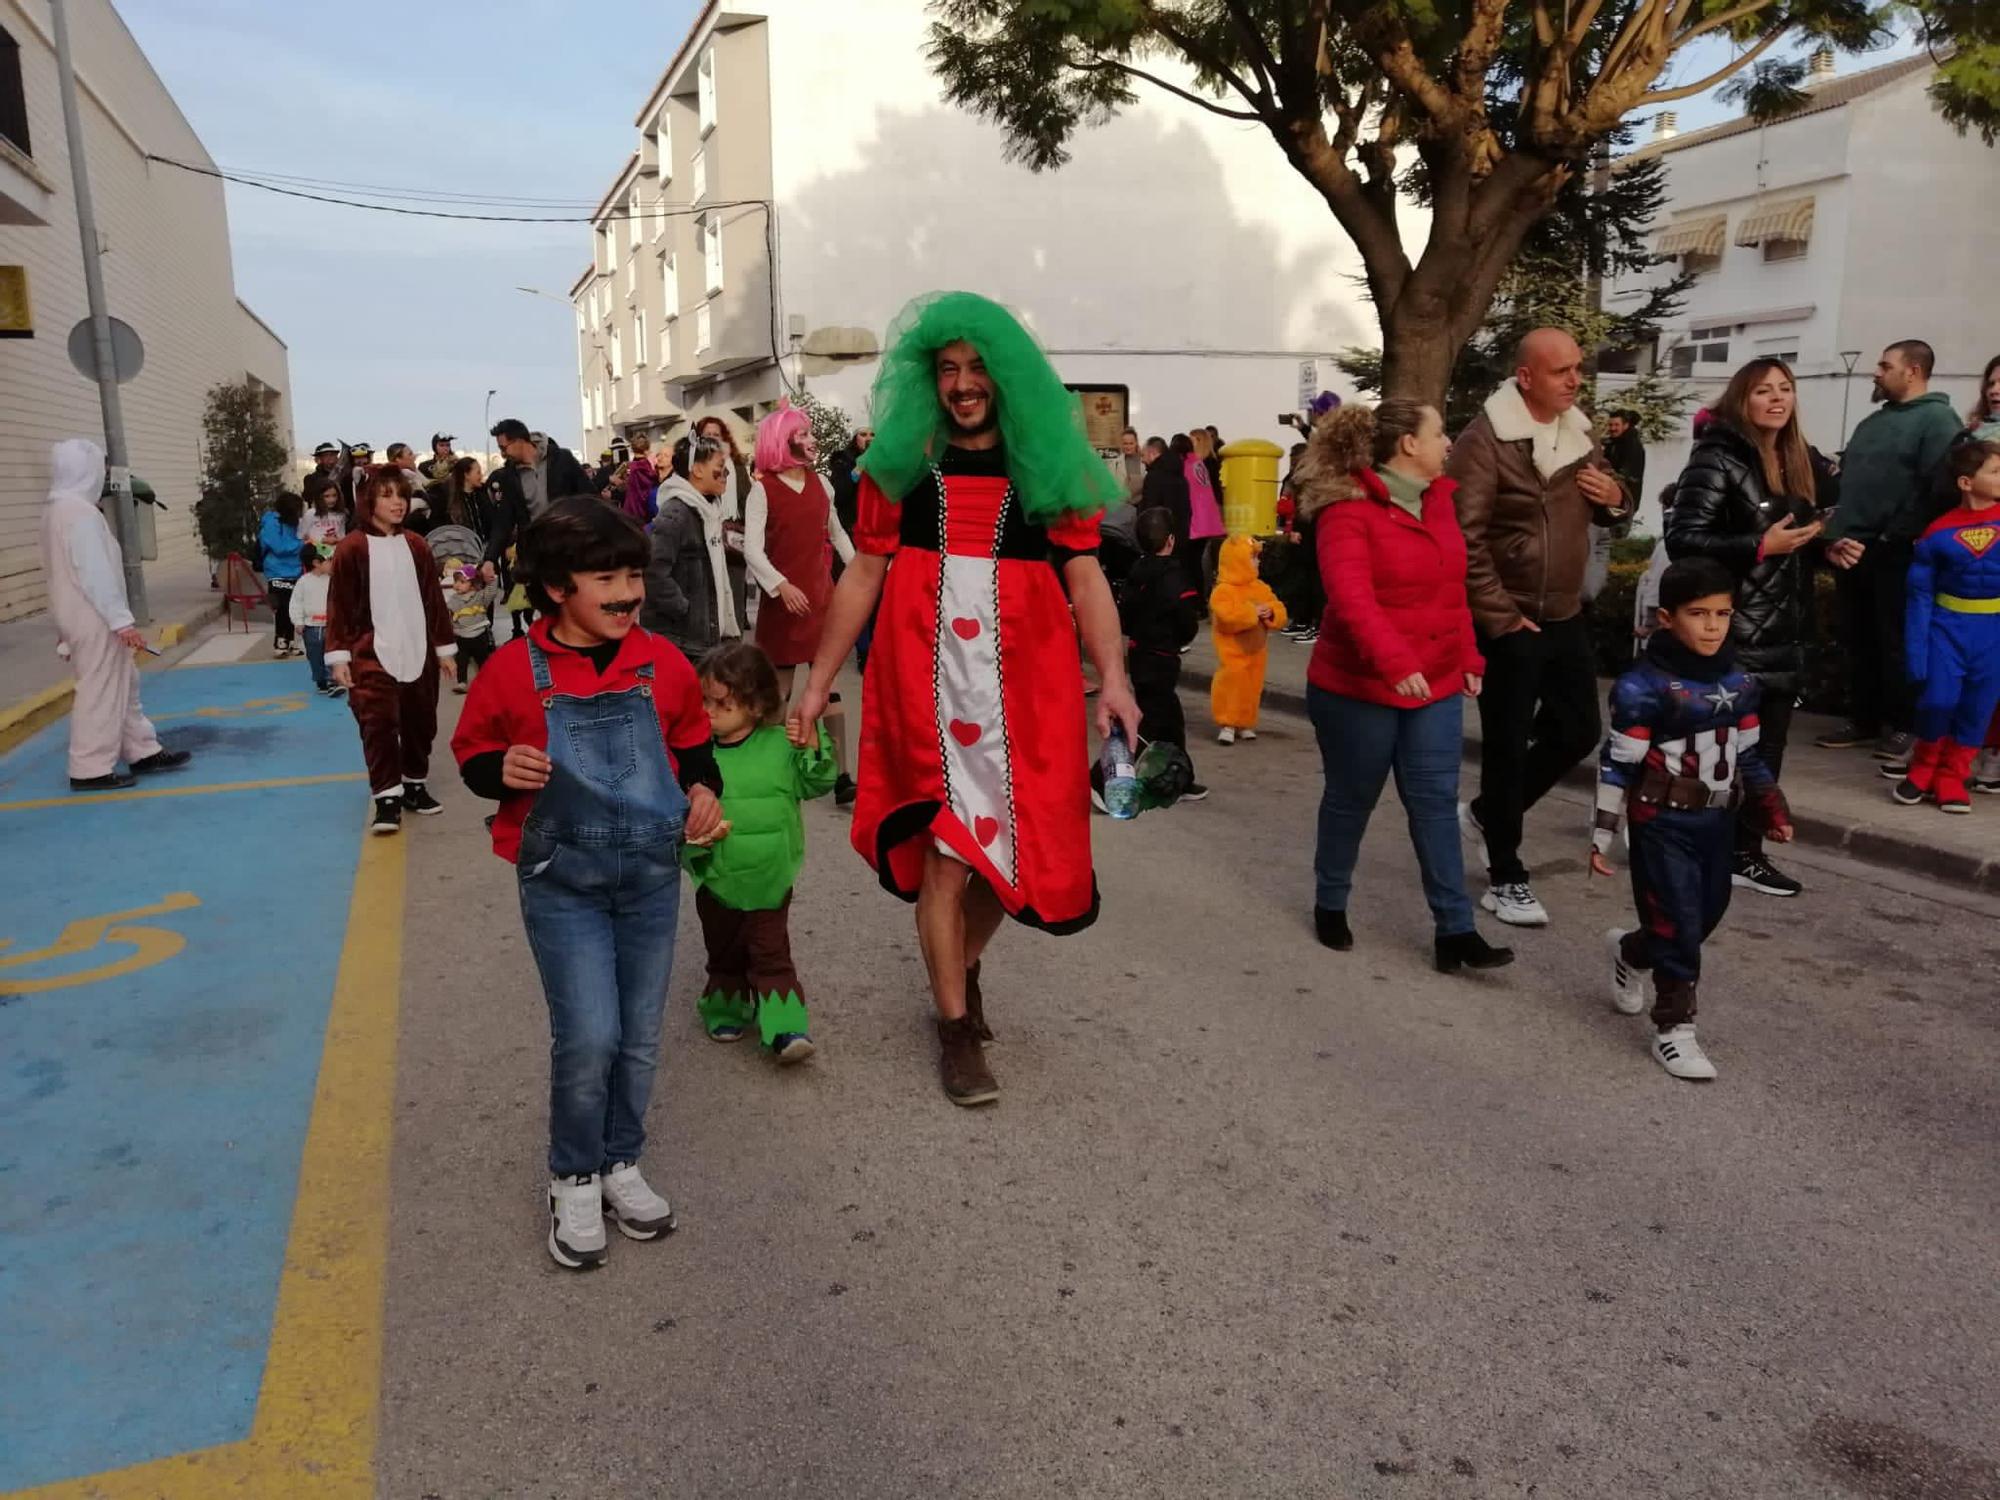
[40, 437, 133, 645]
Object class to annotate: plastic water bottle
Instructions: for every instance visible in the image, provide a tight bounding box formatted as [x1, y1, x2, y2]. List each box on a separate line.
[1099, 726, 1141, 820]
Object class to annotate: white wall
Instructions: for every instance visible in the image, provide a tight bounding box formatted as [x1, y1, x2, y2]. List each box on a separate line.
[1837, 73, 2000, 423]
[0, 0, 292, 621]
[757, 0, 1375, 445]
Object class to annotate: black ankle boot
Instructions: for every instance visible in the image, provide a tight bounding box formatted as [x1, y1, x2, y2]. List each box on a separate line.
[1435, 929, 1513, 973]
[1314, 907, 1352, 951]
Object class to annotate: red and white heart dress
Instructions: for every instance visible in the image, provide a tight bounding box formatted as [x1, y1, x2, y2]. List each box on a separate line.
[850, 444, 1101, 933]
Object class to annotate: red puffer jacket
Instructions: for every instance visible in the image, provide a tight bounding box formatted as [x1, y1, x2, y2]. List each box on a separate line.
[1308, 468, 1485, 708]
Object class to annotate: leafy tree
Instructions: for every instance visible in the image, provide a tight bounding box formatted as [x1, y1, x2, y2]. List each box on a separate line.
[195, 380, 288, 564]
[1338, 114, 1694, 438]
[795, 391, 854, 477]
[929, 1, 2000, 405]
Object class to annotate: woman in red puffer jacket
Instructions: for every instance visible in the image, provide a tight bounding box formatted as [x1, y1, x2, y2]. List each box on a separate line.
[1297, 400, 1512, 974]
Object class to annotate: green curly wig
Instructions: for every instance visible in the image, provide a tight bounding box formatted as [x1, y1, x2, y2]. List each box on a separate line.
[858, 291, 1121, 524]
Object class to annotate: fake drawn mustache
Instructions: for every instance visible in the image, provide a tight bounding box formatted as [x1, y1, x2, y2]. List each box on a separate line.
[598, 599, 641, 615]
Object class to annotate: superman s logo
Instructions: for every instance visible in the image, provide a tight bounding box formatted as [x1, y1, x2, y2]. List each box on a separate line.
[1956, 525, 1998, 557]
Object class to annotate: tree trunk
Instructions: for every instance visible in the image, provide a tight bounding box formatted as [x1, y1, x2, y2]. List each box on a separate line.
[1376, 299, 1461, 410]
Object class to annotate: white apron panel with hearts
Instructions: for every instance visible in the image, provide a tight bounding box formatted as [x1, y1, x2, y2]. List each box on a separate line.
[933, 549, 1016, 886]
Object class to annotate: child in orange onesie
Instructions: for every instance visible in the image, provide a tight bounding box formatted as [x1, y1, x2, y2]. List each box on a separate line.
[1209, 533, 1287, 744]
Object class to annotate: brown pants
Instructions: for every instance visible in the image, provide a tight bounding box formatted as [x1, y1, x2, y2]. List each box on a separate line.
[348, 659, 440, 796]
[695, 887, 800, 1001]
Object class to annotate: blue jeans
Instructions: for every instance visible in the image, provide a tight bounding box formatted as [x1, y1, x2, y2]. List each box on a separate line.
[519, 838, 683, 1178]
[1307, 684, 1476, 936]
[301, 625, 328, 688]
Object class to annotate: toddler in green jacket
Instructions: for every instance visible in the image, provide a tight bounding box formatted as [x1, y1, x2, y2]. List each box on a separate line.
[684, 641, 839, 1064]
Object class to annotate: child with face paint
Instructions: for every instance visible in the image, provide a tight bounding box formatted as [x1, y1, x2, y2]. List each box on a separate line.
[451, 499, 725, 1270]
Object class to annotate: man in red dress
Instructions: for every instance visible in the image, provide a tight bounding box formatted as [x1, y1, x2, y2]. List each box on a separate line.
[792, 291, 1140, 1107]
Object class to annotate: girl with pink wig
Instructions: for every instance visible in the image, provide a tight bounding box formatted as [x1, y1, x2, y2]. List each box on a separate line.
[745, 402, 854, 696]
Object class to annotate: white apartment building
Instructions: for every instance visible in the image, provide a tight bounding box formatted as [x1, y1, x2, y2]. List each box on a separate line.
[1601, 49, 1999, 511]
[570, 0, 1377, 459]
[0, 0, 291, 622]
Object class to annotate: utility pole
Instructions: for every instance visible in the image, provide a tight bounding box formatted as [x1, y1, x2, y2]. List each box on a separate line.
[50, 0, 147, 623]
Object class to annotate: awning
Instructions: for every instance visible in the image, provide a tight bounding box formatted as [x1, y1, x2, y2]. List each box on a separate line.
[1655, 215, 1726, 256]
[1734, 196, 1815, 247]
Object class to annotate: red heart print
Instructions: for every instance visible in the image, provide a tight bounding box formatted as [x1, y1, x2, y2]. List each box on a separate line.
[974, 816, 1000, 847]
[951, 617, 981, 640]
[949, 719, 982, 747]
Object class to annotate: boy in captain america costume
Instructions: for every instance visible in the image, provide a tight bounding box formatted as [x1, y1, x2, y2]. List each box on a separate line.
[1890, 441, 2000, 814]
[1588, 557, 1793, 1080]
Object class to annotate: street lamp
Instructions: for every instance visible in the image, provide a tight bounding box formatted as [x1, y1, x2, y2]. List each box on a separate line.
[1838, 350, 1864, 448]
[483, 387, 497, 448]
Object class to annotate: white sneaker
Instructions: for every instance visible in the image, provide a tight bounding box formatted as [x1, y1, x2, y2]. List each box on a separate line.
[1481, 881, 1549, 927]
[1217, 727, 1236, 745]
[601, 1161, 678, 1240]
[1974, 748, 2000, 793]
[548, 1174, 608, 1269]
[1606, 928, 1647, 1015]
[1240, 729, 1258, 741]
[1457, 800, 1488, 870]
[1651, 1024, 1717, 1081]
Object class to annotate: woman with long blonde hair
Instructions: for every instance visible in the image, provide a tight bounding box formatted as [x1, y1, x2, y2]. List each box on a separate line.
[1666, 357, 1859, 897]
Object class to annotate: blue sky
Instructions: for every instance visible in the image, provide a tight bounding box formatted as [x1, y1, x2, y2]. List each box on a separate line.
[118, 2, 1911, 459]
[120, 0, 700, 457]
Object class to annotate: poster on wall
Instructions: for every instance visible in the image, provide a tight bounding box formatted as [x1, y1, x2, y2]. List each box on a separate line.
[0, 267, 30, 338]
[1066, 384, 1130, 453]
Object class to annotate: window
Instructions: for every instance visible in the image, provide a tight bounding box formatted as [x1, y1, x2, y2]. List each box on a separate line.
[1682, 250, 1721, 277]
[696, 301, 713, 355]
[691, 147, 707, 205]
[1668, 327, 1731, 378]
[698, 45, 717, 135]
[661, 253, 678, 320]
[653, 112, 672, 183]
[650, 188, 666, 242]
[594, 381, 606, 426]
[660, 317, 673, 368]
[630, 372, 641, 409]
[581, 391, 593, 437]
[702, 215, 723, 293]
[1762, 238, 1807, 263]
[1, 26, 28, 156]
[596, 226, 613, 276]
[575, 306, 586, 336]
[634, 310, 647, 368]
[611, 322, 624, 379]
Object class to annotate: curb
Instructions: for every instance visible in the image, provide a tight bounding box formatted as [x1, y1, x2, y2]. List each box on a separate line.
[1178, 662, 1997, 894]
[0, 597, 225, 758]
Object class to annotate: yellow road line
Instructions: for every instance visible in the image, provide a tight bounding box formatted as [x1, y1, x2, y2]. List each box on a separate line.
[16, 828, 403, 1498]
[0, 773, 364, 814]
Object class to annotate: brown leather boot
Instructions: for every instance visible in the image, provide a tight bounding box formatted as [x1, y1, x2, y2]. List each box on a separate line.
[936, 1015, 999, 1107]
[964, 961, 993, 1044]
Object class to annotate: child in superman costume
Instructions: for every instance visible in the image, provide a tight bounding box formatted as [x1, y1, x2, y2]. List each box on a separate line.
[1589, 557, 1793, 1081]
[684, 640, 839, 1064]
[1890, 441, 2000, 814]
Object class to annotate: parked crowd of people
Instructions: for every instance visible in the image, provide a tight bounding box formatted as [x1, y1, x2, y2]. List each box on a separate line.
[44, 299, 2000, 1268]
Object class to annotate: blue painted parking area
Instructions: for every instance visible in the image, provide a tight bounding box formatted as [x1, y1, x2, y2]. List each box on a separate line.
[0, 662, 371, 1492]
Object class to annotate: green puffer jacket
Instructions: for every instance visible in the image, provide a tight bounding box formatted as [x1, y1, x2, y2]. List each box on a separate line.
[681, 723, 837, 910]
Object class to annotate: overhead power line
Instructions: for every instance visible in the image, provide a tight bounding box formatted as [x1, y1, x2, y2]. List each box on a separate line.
[145, 155, 765, 224]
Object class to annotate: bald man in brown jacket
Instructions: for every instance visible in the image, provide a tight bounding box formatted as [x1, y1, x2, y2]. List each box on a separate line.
[1449, 329, 1632, 928]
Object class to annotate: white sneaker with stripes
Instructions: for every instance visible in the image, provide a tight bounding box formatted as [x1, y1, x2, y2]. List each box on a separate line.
[1651, 1025, 1717, 1081]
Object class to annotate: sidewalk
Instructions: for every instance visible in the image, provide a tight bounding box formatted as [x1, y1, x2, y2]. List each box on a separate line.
[1177, 628, 2000, 892]
[0, 558, 231, 753]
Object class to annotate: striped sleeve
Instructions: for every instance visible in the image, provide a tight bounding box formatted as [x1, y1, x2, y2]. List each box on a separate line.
[1594, 668, 1657, 855]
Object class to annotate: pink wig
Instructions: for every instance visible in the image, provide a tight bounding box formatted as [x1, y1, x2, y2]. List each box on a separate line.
[753, 402, 811, 473]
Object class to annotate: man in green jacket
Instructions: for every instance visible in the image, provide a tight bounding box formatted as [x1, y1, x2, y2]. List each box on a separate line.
[1818, 340, 1967, 757]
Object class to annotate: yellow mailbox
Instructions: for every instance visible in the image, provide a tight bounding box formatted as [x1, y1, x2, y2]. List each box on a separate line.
[1219, 438, 1283, 535]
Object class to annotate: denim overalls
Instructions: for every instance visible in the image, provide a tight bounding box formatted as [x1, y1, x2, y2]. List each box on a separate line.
[518, 636, 689, 1179]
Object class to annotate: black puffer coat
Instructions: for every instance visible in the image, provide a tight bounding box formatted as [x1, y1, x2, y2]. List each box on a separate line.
[1665, 421, 1838, 676]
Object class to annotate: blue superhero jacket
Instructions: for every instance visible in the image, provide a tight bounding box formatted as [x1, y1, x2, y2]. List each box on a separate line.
[1593, 635, 1790, 854]
[1906, 504, 2000, 683]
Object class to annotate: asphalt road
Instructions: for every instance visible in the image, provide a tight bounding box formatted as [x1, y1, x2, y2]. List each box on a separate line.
[378, 689, 2000, 1500]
